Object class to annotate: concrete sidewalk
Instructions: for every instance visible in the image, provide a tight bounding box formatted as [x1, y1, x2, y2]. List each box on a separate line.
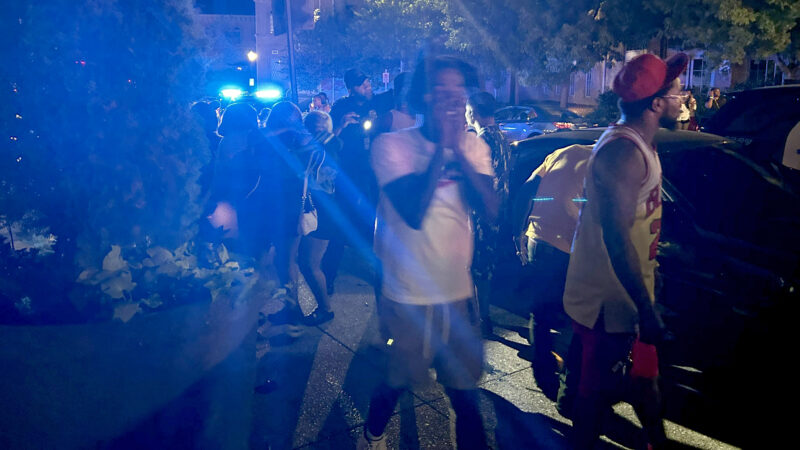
[248, 259, 737, 450]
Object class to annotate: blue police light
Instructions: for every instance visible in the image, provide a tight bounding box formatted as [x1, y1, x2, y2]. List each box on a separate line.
[220, 88, 243, 101]
[255, 88, 283, 101]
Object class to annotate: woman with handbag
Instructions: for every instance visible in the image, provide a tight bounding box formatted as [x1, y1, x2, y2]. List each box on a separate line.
[263, 102, 334, 326]
[298, 111, 343, 325]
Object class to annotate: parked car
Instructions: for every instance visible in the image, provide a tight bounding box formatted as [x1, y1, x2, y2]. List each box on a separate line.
[506, 128, 800, 447]
[703, 85, 800, 190]
[525, 101, 594, 128]
[494, 104, 582, 142]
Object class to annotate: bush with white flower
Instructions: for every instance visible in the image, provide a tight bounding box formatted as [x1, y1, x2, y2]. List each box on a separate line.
[0, 0, 254, 325]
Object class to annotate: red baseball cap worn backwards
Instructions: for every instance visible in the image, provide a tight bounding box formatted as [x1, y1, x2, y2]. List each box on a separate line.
[613, 53, 689, 103]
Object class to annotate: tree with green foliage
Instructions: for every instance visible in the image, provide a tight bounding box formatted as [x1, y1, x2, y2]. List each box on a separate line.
[649, 0, 800, 68]
[447, 1, 626, 105]
[294, 0, 800, 100]
[295, 0, 449, 90]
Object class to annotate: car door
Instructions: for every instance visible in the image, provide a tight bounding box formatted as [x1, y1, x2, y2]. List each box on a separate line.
[657, 144, 800, 396]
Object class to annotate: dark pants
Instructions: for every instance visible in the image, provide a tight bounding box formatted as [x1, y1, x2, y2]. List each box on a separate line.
[521, 238, 572, 398]
[366, 384, 487, 449]
[571, 321, 666, 449]
[364, 298, 488, 449]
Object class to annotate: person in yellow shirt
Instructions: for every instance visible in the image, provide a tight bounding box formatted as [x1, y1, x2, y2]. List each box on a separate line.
[512, 144, 591, 399]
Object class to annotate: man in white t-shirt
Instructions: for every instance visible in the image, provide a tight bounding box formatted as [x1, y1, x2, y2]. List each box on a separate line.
[357, 56, 497, 450]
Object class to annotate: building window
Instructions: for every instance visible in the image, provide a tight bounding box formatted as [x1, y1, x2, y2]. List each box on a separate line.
[585, 71, 592, 97]
[749, 60, 781, 86]
[226, 27, 241, 45]
[692, 58, 704, 87]
[569, 74, 575, 97]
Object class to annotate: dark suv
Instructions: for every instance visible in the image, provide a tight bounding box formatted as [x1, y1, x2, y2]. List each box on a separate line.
[703, 85, 800, 190]
[506, 128, 800, 446]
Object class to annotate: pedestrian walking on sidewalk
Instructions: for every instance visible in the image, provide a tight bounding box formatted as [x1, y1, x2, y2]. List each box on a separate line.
[358, 55, 498, 450]
[563, 52, 688, 449]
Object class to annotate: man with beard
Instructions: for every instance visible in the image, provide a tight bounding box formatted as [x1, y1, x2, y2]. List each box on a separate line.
[330, 68, 378, 207]
[324, 69, 380, 293]
[562, 52, 688, 449]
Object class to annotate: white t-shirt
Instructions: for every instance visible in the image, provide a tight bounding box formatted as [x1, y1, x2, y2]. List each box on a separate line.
[371, 127, 494, 305]
[678, 103, 691, 122]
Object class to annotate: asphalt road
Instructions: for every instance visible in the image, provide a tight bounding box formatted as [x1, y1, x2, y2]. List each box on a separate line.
[250, 250, 740, 449]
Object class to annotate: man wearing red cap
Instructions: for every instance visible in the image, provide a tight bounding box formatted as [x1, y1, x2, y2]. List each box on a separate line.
[562, 52, 688, 449]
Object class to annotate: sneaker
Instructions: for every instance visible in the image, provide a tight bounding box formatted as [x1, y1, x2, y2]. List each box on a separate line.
[356, 430, 387, 450]
[303, 308, 334, 326]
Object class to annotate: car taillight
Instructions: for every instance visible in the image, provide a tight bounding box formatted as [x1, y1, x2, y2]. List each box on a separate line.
[554, 122, 574, 129]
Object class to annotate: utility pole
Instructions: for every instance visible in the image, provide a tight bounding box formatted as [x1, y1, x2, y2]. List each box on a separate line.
[285, 0, 299, 103]
[254, 0, 271, 87]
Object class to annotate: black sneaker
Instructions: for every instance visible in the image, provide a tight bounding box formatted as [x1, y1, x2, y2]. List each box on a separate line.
[303, 308, 334, 326]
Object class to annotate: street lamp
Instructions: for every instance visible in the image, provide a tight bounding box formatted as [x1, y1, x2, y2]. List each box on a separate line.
[247, 51, 258, 62]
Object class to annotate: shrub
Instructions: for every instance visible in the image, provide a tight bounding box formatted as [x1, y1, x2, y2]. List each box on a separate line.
[0, 0, 246, 324]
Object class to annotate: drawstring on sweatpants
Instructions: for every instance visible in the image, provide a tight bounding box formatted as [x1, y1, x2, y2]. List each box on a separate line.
[423, 305, 434, 359]
[442, 303, 451, 344]
[422, 304, 453, 360]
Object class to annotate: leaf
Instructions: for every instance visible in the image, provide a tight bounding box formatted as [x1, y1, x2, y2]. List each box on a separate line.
[77, 268, 99, 282]
[143, 246, 173, 267]
[112, 302, 141, 323]
[155, 262, 180, 277]
[102, 245, 128, 272]
[100, 270, 135, 299]
[141, 294, 164, 309]
[216, 243, 230, 264]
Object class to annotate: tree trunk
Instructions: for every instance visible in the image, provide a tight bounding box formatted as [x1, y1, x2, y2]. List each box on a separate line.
[730, 62, 749, 87]
[559, 79, 569, 108]
[509, 71, 518, 105]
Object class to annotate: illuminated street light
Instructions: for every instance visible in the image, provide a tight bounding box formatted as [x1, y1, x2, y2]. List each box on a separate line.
[247, 51, 258, 62]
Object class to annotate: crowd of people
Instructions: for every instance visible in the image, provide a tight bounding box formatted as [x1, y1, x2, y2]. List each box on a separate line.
[190, 51, 695, 449]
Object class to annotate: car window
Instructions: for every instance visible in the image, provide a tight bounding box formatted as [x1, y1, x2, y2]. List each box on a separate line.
[511, 108, 533, 121]
[494, 108, 516, 122]
[496, 107, 538, 122]
[529, 104, 562, 121]
[661, 148, 800, 252]
[707, 91, 800, 142]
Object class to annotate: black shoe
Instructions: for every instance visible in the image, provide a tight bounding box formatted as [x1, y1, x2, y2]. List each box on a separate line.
[303, 308, 334, 326]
